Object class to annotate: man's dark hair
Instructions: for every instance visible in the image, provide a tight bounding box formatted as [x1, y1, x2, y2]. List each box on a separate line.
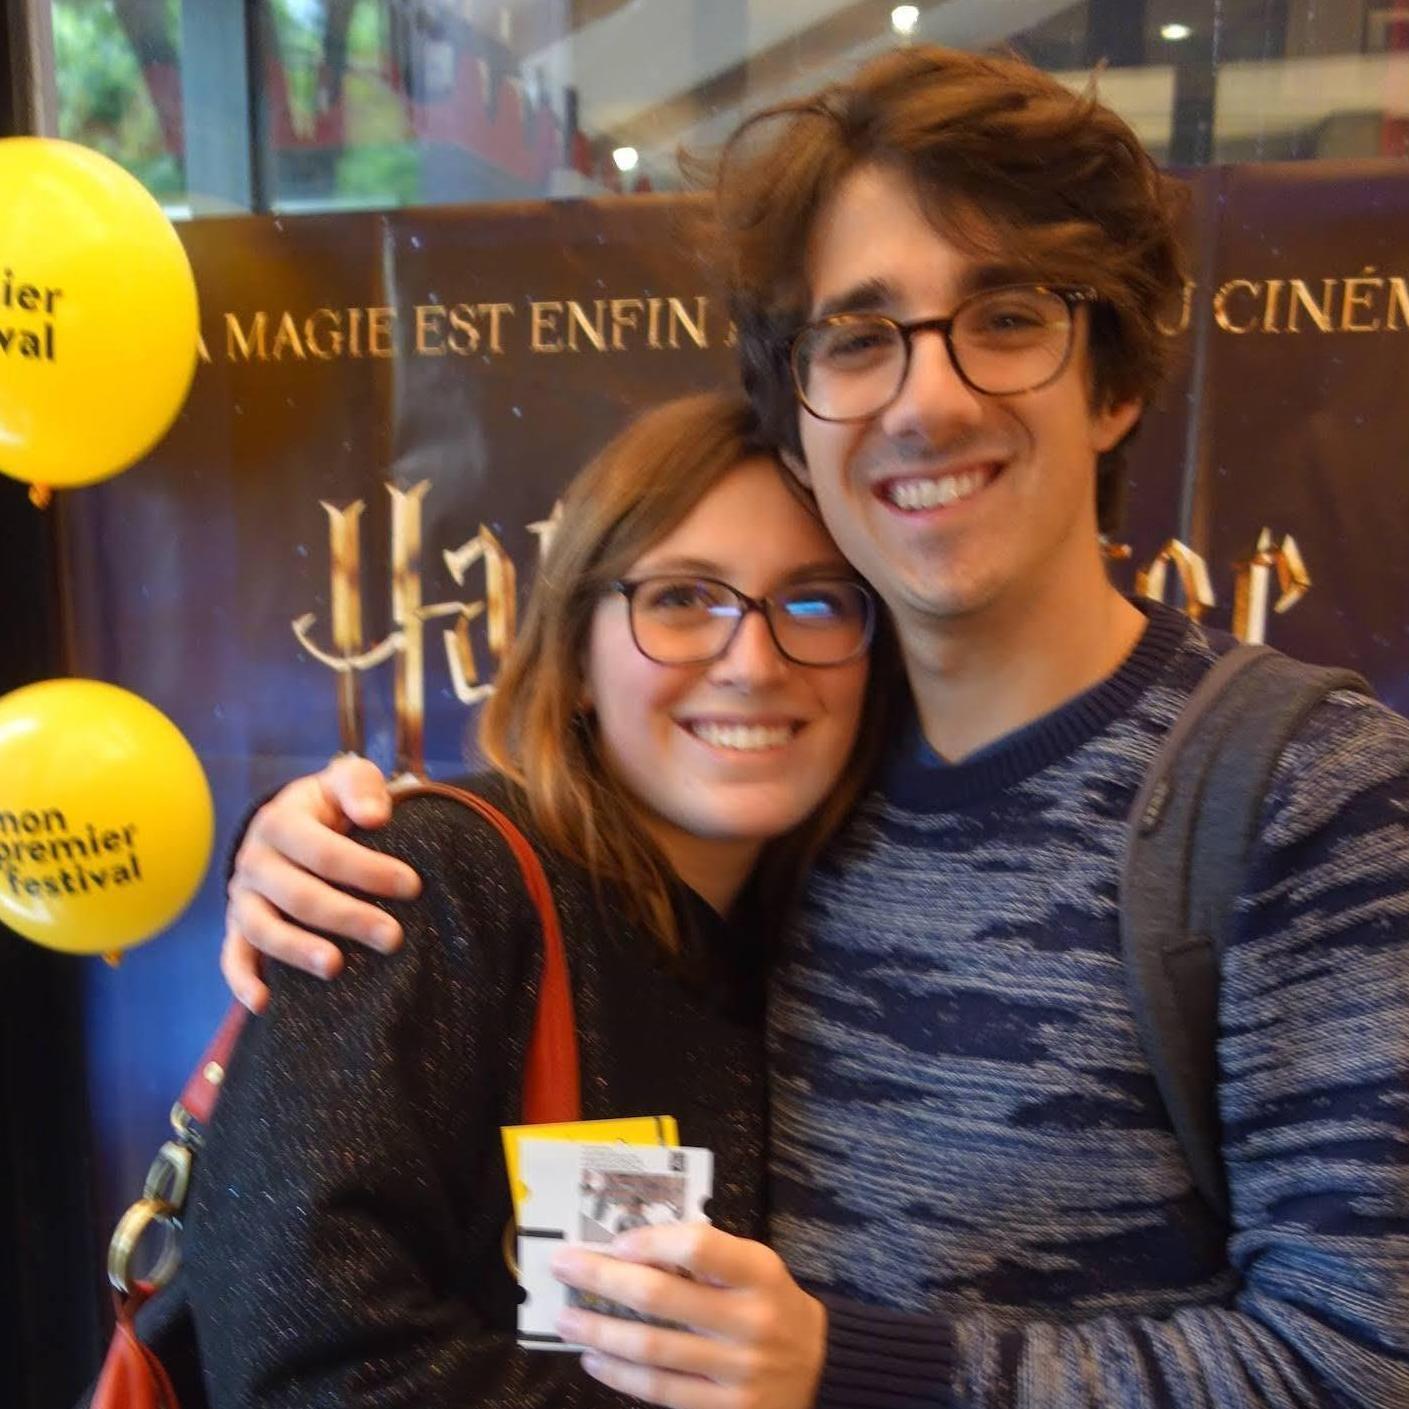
[706, 46, 1188, 533]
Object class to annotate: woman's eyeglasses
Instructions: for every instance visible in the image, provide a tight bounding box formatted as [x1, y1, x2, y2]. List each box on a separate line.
[611, 575, 875, 667]
[789, 283, 1098, 422]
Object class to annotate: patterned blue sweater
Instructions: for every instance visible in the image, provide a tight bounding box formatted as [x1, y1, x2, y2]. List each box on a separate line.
[770, 602, 1409, 1408]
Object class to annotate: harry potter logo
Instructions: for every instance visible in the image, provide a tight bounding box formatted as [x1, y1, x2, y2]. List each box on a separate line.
[296, 483, 1313, 777]
[1123, 532, 1309, 642]
[293, 481, 559, 774]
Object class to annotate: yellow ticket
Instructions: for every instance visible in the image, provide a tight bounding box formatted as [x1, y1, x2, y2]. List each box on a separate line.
[501, 1116, 679, 1220]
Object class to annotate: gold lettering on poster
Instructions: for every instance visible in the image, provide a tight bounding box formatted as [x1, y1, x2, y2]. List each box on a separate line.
[224, 307, 402, 362]
[292, 501, 399, 754]
[1173, 269, 1409, 338]
[416, 304, 449, 356]
[479, 303, 515, 354]
[368, 307, 396, 359]
[439, 528, 517, 705]
[1287, 279, 1335, 333]
[1261, 279, 1284, 333]
[1134, 540, 1216, 622]
[531, 301, 565, 353]
[306, 309, 344, 359]
[295, 488, 1322, 772]
[1206, 273, 1402, 335]
[525, 295, 711, 354]
[198, 272, 1408, 367]
[1213, 280, 1260, 335]
[567, 300, 607, 351]
[294, 483, 537, 774]
[1156, 279, 1197, 337]
[666, 297, 708, 349]
[270, 312, 307, 361]
[415, 302, 516, 355]
[528, 501, 564, 562]
[1389, 278, 1409, 332]
[610, 299, 644, 351]
[389, 482, 431, 773]
[324, 500, 366, 746]
[1231, 529, 1310, 644]
[226, 311, 269, 361]
[1341, 268, 1383, 332]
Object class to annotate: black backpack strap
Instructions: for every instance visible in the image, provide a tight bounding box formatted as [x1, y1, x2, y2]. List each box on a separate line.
[1120, 643, 1371, 1222]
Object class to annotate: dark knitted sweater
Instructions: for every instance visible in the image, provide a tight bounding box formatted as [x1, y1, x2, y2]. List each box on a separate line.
[773, 603, 1409, 1408]
[185, 776, 767, 1409]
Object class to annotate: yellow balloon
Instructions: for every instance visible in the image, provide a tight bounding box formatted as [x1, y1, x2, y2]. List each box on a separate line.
[0, 680, 213, 955]
[0, 138, 198, 490]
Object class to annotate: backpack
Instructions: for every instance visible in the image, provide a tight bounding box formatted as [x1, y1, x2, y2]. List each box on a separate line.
[1119, 642, 1372, 1224]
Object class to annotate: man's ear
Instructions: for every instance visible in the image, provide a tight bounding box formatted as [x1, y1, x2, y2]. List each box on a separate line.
[1093, 397, 1143, 454]
[780, 447, 813, 488]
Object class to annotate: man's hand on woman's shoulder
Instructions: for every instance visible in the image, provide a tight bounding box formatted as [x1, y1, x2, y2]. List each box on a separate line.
[221, 755, 421, 1012]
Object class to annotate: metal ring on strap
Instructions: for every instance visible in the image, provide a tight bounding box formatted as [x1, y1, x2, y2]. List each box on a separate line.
[108, 1196, 182, 1295]
[143, 1140, 193, 1211]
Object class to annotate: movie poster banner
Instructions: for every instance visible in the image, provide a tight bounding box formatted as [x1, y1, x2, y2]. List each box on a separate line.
[1184, 160, 1409, 707]
[51, 170, 1408, 1225]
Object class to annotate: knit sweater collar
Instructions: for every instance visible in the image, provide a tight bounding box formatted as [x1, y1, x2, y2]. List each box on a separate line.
[880, 598, 1191, 810]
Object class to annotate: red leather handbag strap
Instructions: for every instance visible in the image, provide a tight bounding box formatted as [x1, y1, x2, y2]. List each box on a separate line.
[91, 1287, 181, 1409]
[179, 781, 580, 1134]
[176, 1002, 247, 1128]
[394, 780, 580, 1125]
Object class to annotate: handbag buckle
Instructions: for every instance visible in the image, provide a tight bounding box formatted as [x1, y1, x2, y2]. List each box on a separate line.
[108, 1196, 182, 1295]
[142, 1140, 193, 1212]
[107, 1141, 194, 1295]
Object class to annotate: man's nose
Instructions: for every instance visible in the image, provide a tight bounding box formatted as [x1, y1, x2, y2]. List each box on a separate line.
[877, 327, 986, 442]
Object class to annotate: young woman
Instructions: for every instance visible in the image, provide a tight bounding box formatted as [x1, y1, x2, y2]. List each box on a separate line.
[185, 391, 894, 1409]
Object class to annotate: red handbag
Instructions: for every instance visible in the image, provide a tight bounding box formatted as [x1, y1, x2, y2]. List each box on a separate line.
[87, 781, 581, 1409]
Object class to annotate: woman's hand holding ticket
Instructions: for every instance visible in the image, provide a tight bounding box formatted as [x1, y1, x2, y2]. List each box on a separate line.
[551, 1225, 827, 1409]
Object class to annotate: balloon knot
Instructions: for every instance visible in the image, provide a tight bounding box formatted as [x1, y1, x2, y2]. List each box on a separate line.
[28, 484, 53, 510]
[102, 951, 122, 968]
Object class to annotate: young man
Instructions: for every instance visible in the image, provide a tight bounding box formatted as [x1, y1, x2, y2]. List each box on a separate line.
[222, 48, 1409, 1409]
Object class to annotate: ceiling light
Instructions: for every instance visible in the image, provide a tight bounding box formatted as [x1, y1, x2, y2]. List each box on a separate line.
[891, 5, 920, 37]
[1160, 22, 1193, 41]
[612, 146, 639, 173]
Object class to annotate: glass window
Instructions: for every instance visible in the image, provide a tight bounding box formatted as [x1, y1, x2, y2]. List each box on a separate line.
[52, 0, 186, 204]
[41, 1, 1409, 215]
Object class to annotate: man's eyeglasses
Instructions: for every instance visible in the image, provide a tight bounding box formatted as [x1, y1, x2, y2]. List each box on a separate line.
[611, 575, 875, 667]
[789, 283, 1098, 422]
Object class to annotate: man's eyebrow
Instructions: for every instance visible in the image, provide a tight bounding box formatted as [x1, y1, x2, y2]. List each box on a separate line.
[810, 264, 1037, 322]
[962, 261, 1037, 295]
[812, 278, 894, 321]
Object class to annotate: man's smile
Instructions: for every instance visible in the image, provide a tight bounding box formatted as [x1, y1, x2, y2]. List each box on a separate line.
[876, 461, 1004, 513]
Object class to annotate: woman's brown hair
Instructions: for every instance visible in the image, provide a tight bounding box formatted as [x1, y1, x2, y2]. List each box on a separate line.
[703, 46, 1188, 533]
[480, 390, 898, 953]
